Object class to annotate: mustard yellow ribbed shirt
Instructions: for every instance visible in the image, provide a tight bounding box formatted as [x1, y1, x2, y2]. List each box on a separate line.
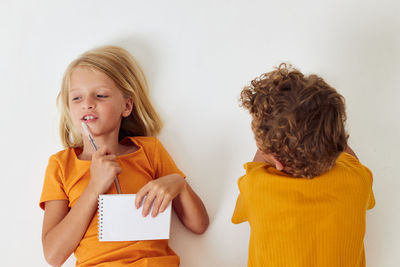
[232, 152, 375, 267]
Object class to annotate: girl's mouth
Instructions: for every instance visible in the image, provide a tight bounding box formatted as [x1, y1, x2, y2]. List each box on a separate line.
[81, 115, 98, 122]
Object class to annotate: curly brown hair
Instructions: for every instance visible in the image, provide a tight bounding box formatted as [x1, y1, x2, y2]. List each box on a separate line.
[241, 63, 348, 178]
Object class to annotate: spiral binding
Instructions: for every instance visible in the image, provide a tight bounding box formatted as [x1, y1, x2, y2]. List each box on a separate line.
[98, 196, 104, 241]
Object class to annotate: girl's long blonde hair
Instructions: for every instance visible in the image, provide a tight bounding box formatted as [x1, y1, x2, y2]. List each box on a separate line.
[57, 45, 162, 148]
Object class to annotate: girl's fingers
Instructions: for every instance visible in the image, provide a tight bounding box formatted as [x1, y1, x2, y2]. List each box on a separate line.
[151, 193, 164, 217]
[109, 161, 121, 169]
[104, 162, 121, 176]
[142, 191, 157, 217]
[114, 166, 122, 175]
[94, 145, 108, 157]
[135, 185, 149, 208]
[103, 154, 117, 161]
[159, 195, 172, 213]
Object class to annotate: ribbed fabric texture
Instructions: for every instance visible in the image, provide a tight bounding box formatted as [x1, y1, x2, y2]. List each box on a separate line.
[232, 152, 375, 267]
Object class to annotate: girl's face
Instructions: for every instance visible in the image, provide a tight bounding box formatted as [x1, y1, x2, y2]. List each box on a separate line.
[68, 66, 133, 138]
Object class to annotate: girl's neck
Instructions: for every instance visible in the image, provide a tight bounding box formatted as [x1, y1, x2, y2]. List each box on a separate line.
[78, 133, 134, 160]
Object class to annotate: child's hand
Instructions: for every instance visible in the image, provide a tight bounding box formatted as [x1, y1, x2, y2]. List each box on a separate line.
[87, 146, 122, 195]
[135, 174, 185, 217]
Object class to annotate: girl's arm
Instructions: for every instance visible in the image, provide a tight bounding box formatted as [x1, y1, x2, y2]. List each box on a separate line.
[172, 178, 209, 234]
[42, 146, 121, 267]
[42, 189, 98, 266]
[135, 174, 209, 234]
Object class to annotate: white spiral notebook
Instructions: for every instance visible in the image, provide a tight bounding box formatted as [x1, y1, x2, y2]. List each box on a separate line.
[98, 194, 172, 242]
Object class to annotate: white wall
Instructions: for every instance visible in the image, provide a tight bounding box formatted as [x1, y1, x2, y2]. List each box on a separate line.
[1, 0, 399, 266]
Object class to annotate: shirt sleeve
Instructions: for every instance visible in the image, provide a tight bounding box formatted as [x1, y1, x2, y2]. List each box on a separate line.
[367, 189, 375, 210]
[39, 155, 68, 210]
[232, 175, 248, 224]
[363, 162, 375, 210]
[153, 139, 186, 179]
[232, 193, 248, 224]
[341, 153, 376, 210]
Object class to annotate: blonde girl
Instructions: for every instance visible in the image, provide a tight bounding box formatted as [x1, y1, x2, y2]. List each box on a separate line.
[40, 46, 209, 267]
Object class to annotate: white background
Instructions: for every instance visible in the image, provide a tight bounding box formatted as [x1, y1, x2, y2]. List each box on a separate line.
[1, 0, 399, 266]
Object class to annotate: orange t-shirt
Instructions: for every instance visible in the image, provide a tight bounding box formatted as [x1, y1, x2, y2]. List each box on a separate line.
[232, 152, 375, 267]
[40, 137, 185, 267]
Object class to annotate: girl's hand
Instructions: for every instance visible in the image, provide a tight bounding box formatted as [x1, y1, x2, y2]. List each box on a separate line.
[87, 146, 122, 195]
[135, 174, 185, 217]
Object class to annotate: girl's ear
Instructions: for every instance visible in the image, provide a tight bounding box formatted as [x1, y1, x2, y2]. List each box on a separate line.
[122, 98, 133, 117]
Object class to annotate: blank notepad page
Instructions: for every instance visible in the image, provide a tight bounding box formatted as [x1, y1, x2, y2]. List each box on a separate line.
[98, 194, 171, 242]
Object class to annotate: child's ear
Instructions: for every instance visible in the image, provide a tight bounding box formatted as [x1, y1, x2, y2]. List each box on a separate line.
[261, 153, 284, 171]
[270, 155, 285, 171]
[122, 98, 133, 117]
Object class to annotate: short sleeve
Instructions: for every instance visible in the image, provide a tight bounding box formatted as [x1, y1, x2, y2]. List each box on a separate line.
[39, 155, 68, 210]
[367, 189, 375, 210]
[341, 153, 376, 210]
[362, 163, 375, 210]
[232, 175, 248, 224]
[153, 139, 185, 179]
[232, 193, 248, 224]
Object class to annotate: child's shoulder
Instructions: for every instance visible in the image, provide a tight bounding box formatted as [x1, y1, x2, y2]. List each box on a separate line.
[50, 147, 76, 160]
[242, 152, 371, 180]
[128, 136, 160, 149]
[243, 162, 270, 174]
[334, 152, 373, 179]
[126, 136, 167, 157]
[337, 152, 361, 165]
[243, 162, 286, 177]
[47, 147, 80, 168]
[240, 162, 286, 185]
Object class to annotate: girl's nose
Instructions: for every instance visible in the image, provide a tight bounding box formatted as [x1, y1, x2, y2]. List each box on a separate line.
[82, 97, 96, 110]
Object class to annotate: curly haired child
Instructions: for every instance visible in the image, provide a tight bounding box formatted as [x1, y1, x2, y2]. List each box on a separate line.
[232, 63, 375, 267]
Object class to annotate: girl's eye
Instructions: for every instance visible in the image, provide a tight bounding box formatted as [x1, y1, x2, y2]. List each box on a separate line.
[71, 96, 81, 101]
[97, 95, 108, 98]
